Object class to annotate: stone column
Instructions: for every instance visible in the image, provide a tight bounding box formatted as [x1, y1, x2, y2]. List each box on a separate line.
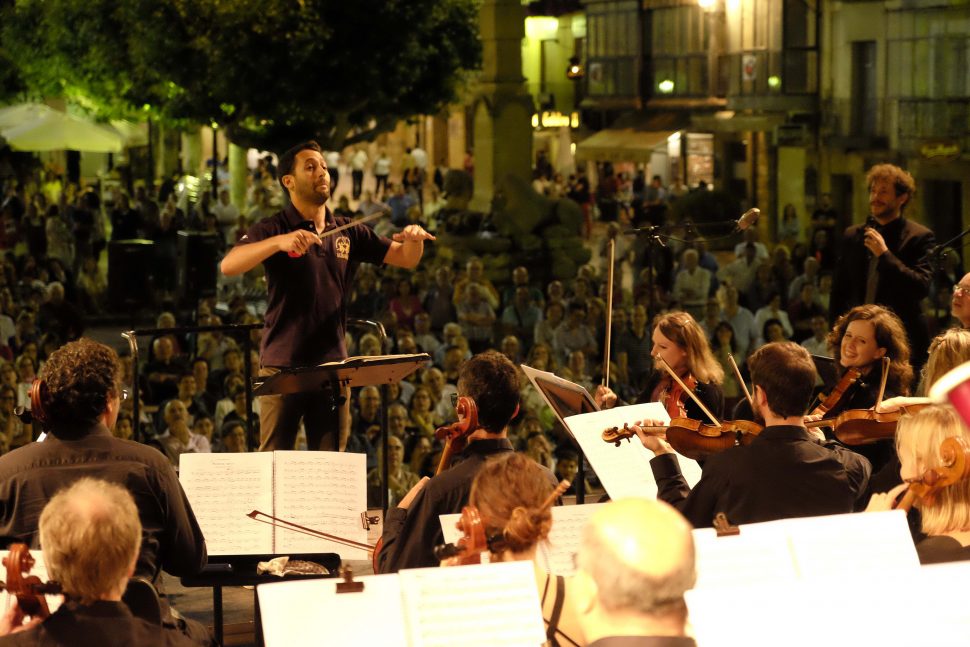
[470, 0, 535, 213]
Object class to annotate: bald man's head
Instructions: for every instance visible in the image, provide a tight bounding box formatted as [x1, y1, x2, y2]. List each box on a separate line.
[578, 498, 696, 617]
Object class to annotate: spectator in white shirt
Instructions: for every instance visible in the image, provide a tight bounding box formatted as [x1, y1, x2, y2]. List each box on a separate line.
[672, 249, 711, 320]
[212, 188, 240, 246]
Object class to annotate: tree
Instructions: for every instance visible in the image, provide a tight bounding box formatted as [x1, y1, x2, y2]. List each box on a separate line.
[2, 0, 481, 151]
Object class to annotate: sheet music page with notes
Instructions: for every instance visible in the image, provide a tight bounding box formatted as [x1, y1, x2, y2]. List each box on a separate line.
[398, 561, 546, 647]
[179, 452, 274, 555]
[273, 451, 368, 560]
[565, 403, 702, 500]
[536, 503, 604, 576]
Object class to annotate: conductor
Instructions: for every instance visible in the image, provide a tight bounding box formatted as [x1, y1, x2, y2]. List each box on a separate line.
[221, 141, 434, 452]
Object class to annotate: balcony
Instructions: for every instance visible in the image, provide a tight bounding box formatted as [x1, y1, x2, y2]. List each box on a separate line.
[718, 50, 818, 114]
[893, 98, 970, 158]
[821, 98, 889, 151]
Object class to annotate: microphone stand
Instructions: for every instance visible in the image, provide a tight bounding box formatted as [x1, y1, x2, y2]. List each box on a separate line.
[928, 224, 970, 270]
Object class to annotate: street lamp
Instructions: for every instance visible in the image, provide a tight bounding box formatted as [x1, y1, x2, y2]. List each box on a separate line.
[566, 56, 584, 80]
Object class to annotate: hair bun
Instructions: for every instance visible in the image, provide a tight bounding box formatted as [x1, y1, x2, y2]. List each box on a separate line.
[503, 506, 551, 553]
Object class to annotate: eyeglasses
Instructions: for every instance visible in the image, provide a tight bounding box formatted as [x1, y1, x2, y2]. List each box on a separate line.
[121, 389, 130, 401]
[451, 393, 459, 407]
[955, 285, 970, 297]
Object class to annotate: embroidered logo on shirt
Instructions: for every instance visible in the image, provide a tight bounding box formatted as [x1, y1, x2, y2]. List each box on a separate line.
[335, 236, 351, 260]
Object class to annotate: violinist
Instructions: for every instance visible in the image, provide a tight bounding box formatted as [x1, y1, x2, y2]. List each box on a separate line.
[0, 339, 210, 645]
[455, 453, 584, 647]
[866, 405, 970, 564]
[377, 351, 557, 573]
[637, 342, 870, 528]
[595, 311, 724, 425]
[0, 478, 195, 646]
[809, 304, 913, 472]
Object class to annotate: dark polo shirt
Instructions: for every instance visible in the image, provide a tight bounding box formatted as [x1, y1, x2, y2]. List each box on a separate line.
[240, 204, 391, 367]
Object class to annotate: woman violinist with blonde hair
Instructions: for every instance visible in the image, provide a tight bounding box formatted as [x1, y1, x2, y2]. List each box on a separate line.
[596, 311, 724, 425]
[866, 404, 970, 564]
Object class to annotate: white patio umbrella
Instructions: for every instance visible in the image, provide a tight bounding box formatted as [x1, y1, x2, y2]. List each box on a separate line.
[1, 107, 124, 153]
[0, 103, 57, 131]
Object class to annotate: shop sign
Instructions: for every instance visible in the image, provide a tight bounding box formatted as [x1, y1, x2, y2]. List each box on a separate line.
[531, 111, 580, 129]
[919, 141, 961, 161]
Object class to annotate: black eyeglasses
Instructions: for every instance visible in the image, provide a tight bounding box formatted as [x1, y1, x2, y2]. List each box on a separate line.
[120, 389, 130, 401]
[451, 393, 459, 407]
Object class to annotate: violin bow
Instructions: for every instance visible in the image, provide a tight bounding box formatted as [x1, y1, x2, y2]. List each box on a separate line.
[875, 356, 891, 411]
[247, 510, 375, 554]
[728, 354, 753, 410]
[656, 355, 722, 428]
[602, 238, 616, 391]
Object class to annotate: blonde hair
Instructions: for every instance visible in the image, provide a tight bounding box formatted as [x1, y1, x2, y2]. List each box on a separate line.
[654, 311, 724, 385]
[40, 478, 141, 604]
[918, 329, 970, 395]
[896, 405, 970, 536]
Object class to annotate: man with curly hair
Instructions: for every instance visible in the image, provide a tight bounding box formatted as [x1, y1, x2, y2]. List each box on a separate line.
[0, 338, 210, 644]
[831, 163, 936, 368]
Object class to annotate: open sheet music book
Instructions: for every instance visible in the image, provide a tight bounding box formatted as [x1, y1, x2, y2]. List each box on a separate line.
[179, 451, 367, 559]
[440, 503, 605, 577]
[257, 561, 547, 647]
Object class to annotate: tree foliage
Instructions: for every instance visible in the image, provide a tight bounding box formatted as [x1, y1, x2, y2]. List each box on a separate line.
[1, 0, 481, 151]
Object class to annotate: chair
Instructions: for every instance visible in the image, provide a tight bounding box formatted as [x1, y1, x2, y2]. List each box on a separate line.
[122, 577, 163, 626]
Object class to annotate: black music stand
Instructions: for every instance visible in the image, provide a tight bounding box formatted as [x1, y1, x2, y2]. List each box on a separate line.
[253, 353, 430, 516]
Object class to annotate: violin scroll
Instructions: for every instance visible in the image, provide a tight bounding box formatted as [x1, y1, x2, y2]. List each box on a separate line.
[1, 544, 60, 620]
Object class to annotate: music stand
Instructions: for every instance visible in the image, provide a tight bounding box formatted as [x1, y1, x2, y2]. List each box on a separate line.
[522, 365, 599, 504]
[254, 353, 430, 516]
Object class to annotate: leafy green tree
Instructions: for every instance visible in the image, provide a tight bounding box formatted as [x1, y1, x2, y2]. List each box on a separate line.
[2, 0, 481, 151]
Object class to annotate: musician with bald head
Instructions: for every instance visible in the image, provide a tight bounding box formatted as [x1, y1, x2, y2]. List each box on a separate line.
[573, 498, 697, 646]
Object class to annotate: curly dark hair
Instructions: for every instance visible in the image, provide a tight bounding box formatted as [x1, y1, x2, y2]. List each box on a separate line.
[41, 339, 121, 428]
[826, 304, 913, 396]
[457, 350, 520, 434]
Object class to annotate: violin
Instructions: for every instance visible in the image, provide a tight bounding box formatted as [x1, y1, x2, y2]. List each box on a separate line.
[894, 436, 970, 512]
[433, 396, 480, 476]
[809, 403, 931, 446]
[810, 367, 862, 417]
[433, 506, 489, 566]
[602, 418, 763, 461]
[1, 544, 62, 621]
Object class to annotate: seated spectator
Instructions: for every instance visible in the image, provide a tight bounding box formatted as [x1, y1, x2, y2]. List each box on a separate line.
[388, 277, 424, 332]
[191, 416, 215, 452]
[452, 257, 500, 310]
[220, 385, 259, 443]
[213, 374, 245, 430]
[190, 357, 218, 417]
[174, 372, 210, 423]
[553, 302, 596, 367]
[386, 403, 414, 441]
[757, 318, 789, 348]
[788, 256, 820, 304]
[672, 249, 711, 320]
[753, 294, 794, 342]
[524, 341, 558, 374]
[367, 435, 420, 508]
[76, 256, 107, 314]
[565, 350, 595, 393]
[801, 314, 831, 357]
[424, 266, 457, 331]
[219, 421, 249, 453]
[0, 383, 29, 450]
[145, 337, 185, 405]
[37, 282, 83, 343]
[501, 266, 544, 310]
[155, 400, 194, 468]
[408, 386, 440, 438]
[456, 283, 496, 354]
[422, 366, 457, 424]
[412, 312, 441, 355]
[432, 322, 465, 366]
[533, 301, 564, 351]
[501, 287, 543, 347]
[499, 335, 523, 366]
[524, 430, 555, 471]
[112, 413, 134, 441]
[0, 478, 197, 646]
[788, 283, 826, 342]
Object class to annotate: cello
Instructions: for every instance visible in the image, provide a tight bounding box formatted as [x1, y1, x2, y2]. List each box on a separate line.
[893, 436, 970, 512]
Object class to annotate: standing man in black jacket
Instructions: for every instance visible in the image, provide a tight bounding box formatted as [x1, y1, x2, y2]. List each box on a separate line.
[636, 342, 871, 528]
[830, 163, 936, 368]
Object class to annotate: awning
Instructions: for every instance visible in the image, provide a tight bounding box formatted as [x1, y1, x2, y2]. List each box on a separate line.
[575, 128, 674, 163]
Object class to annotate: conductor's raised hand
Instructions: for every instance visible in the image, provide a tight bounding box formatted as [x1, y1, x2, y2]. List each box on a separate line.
[280, 230, 322, 257]
[392, 225, 436, 243]
[594, 385, 618, 410]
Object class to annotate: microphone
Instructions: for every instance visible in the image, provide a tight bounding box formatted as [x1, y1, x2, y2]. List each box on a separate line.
[735, 208, 761, 232]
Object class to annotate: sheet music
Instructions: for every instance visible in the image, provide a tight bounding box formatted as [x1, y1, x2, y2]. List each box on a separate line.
[273, 451, 368, 560]
[258, 575, 408, 647]
[691, 510, 919, 590]
[781, 510, 920, 578]
[565, 403, 702, 500]
[0, 550, 63, 616]
[535, 503, 604, 576]
[688, 562, 970, 647]
[179, 452, 274, 555]
[398, 561, 546, 647]
[692, 523, 798, 589]
[438, 513, 461, 546]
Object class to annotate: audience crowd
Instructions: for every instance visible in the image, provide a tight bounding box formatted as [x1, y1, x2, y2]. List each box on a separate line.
[0, 158, 964, 509]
